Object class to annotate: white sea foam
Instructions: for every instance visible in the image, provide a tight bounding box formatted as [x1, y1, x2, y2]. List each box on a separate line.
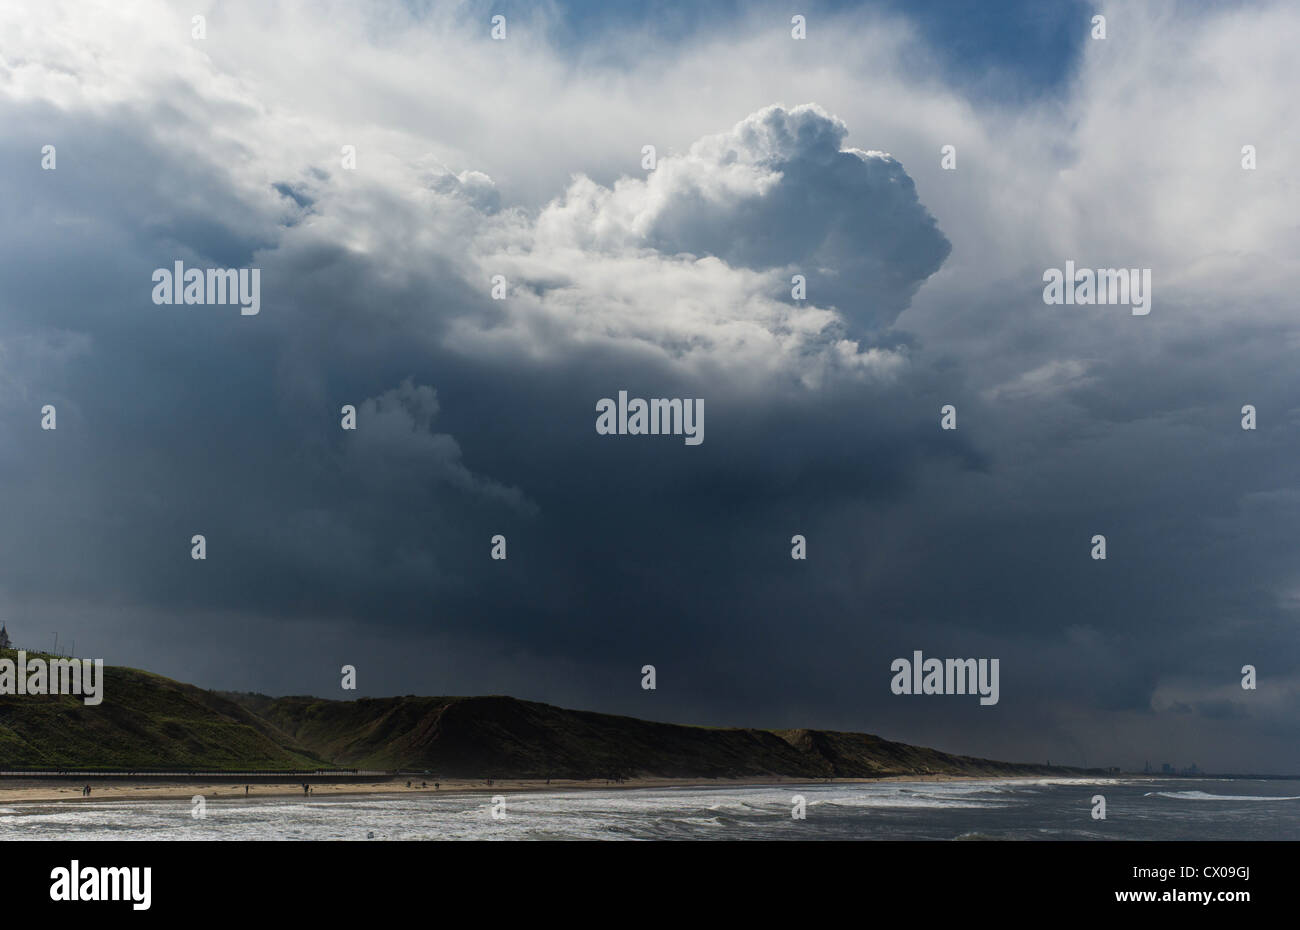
[1144, 790, 1300, 801]
[1, 779, 1297, 840]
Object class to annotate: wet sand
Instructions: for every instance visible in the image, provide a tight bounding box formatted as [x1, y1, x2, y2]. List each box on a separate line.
[0, 773, 1094, 804]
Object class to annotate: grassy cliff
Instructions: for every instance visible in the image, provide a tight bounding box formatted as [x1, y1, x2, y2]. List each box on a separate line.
[0, 652, 1086, 777]
[225, 692, 1080, 779]
[0, 651, 324, 770]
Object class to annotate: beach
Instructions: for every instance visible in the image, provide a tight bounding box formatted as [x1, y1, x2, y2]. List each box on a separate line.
[0, 773, 1036, 805]
[3, 776, 1295, 842]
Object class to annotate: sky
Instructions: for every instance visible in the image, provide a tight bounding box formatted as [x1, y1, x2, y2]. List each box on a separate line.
[1, 0, 1298, 773]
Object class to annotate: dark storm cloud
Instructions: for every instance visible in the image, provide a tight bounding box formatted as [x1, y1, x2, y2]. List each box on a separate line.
[1, 0, 1298, 776]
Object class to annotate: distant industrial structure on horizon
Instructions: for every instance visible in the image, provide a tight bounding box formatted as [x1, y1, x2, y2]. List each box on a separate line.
[1143, 760, 1201, 776]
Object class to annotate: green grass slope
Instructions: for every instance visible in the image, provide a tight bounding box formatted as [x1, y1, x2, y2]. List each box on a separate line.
[0, 651, 326, 770]
[225, 692, 1085, 779]
[0, 651, 1087, 778]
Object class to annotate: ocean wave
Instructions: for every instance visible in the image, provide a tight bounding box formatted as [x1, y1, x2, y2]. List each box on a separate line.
[1144, 790, 1300, 801]
[4, 781, 1299, 840]
[811, 796, 1008, 811]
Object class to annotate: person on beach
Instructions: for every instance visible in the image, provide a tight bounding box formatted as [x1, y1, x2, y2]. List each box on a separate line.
[245, 785, 249, 795]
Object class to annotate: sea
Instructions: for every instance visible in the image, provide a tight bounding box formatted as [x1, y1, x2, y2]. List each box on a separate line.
[2, 777, 1297, 840]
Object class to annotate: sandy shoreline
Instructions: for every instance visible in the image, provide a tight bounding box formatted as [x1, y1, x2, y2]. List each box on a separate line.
[0, 773, 1114, 805]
